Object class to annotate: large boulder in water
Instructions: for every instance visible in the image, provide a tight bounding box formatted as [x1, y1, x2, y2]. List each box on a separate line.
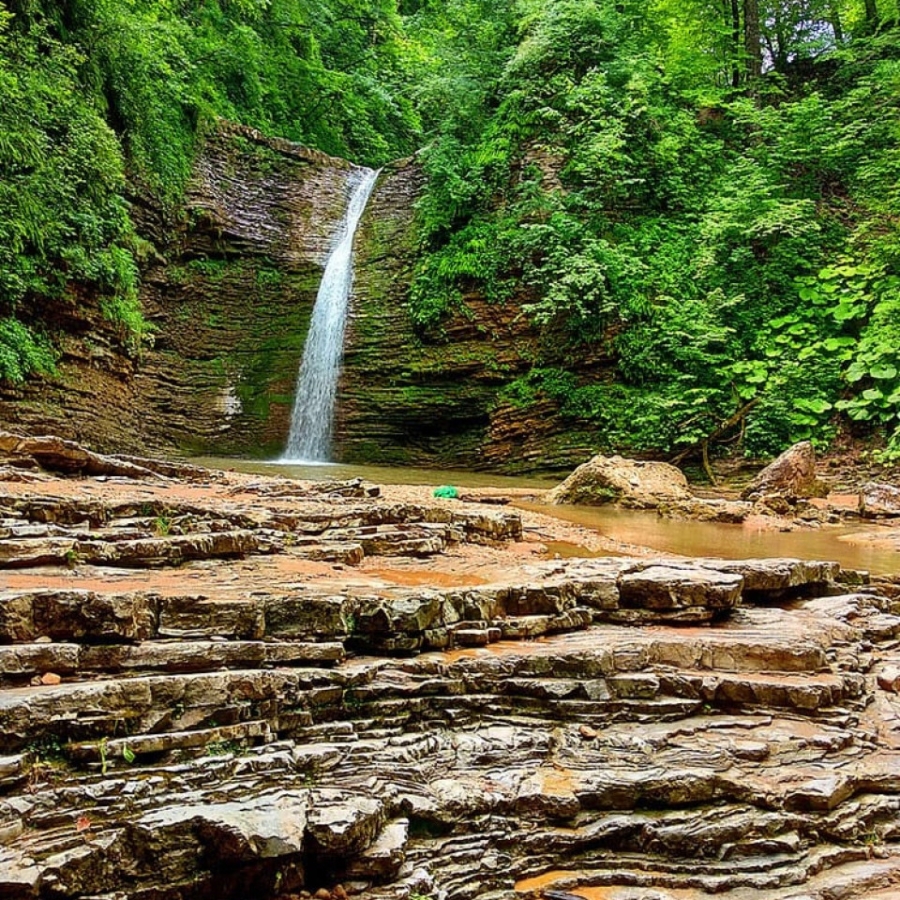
[547, 455, 692, 509]
[741, 441, 827, 500]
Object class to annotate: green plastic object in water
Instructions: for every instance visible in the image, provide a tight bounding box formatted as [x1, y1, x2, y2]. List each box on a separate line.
[433, 485, 459, 499]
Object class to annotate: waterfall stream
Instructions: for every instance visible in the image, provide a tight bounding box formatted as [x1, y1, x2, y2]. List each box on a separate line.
[282, 167, 379, 462]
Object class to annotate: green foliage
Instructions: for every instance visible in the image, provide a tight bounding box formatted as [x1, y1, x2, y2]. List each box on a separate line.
[407, 0, 900, 459]
[26, 734, 66, 765]
[64, 548, 81, 568]
[0, 318, 56, 383]
[0, 5, 147, 357]
[832, 266, 900, 457]
[0, 0, 426, 383]
[205, 739, 240, 757]
[0, 33, 113, 255]
[33, 0, 421, 199]
[98, 736, 109, 775]
[1, 0, 899, 462]
[100, 289, 154, 358]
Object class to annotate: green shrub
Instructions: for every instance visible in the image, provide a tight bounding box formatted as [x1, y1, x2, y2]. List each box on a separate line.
[0, 318, 57, 384]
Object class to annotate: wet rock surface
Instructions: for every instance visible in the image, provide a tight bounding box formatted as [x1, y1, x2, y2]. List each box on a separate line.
[742, 441, 828, 501]
[0, 458, 899, 900]
[860, 482, 900, 518]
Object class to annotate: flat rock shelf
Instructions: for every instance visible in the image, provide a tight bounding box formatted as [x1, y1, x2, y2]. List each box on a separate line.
[0, 454, 899, 900]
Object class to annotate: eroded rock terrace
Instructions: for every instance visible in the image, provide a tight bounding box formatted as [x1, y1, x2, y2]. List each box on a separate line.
[0, 460, 899, 900]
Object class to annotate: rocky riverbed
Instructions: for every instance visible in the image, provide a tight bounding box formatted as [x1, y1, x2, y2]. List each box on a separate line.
[1, 436, 900, 900]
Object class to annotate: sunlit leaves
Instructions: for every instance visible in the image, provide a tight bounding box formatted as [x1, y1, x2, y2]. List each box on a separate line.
[406, 0, 900, 457]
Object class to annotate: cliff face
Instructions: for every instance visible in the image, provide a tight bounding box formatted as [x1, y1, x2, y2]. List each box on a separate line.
[339, 157, 608, 473]
[133, 125, 360, 458]
[0, 126, 606, 471]
[0, 124, 357, 459]
[0, 295, 146, 454]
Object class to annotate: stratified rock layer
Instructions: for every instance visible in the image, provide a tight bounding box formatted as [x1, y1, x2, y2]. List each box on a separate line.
[0, 125, 356, 458]
[337, 154, 606, 472]
[0, 126, 610, 470]
[0, 458, 899, 900]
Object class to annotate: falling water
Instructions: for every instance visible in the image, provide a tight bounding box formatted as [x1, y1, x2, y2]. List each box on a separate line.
[282, 167, 379, 462]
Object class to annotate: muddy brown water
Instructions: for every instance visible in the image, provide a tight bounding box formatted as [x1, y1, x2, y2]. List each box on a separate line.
[194, 459, 900, 576]
[192, 457, 557, 489]
[518, 501, 900, 576]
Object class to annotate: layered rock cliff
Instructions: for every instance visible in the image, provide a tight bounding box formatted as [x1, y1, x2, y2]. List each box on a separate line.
[339, 159, 605, 472]
[134, 125, 357, 458]
[0, 125, 357, 459]
[0, 124, 603, 470]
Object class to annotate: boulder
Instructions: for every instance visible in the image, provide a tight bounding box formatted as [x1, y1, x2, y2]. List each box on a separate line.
[858, 481, 900, 518]
[547, 455, 692, 509]
[741, 441, 827, 500]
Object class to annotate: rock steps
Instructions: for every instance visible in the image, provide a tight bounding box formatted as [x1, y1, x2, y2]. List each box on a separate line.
[1, 470, 900, 899]
[509, 852, 900, 900]
[0, 597, 874, 757]
[0, 639, 345, 682]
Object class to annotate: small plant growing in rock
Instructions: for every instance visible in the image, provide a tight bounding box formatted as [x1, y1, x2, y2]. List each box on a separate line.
[26, 736, 70, 790]
[343, 689, 363, 711]
[205, 740, 240, 757]
[154, 516, 172, 536]
[26, 735, 66, 764]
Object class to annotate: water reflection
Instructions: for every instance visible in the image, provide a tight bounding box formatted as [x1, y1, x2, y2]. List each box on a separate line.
[193, 457, 556, 490]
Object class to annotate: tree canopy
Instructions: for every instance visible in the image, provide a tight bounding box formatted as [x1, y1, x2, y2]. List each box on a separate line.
[0, 0, 898, 460]
[408, 0, 900, 460]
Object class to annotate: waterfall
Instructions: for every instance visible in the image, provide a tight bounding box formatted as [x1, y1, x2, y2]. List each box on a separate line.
[282, 167, 379, 462]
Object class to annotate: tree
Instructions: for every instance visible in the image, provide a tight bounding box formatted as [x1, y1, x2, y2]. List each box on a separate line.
[829, 2, 845, 41]
[744, 0, 762, 81]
